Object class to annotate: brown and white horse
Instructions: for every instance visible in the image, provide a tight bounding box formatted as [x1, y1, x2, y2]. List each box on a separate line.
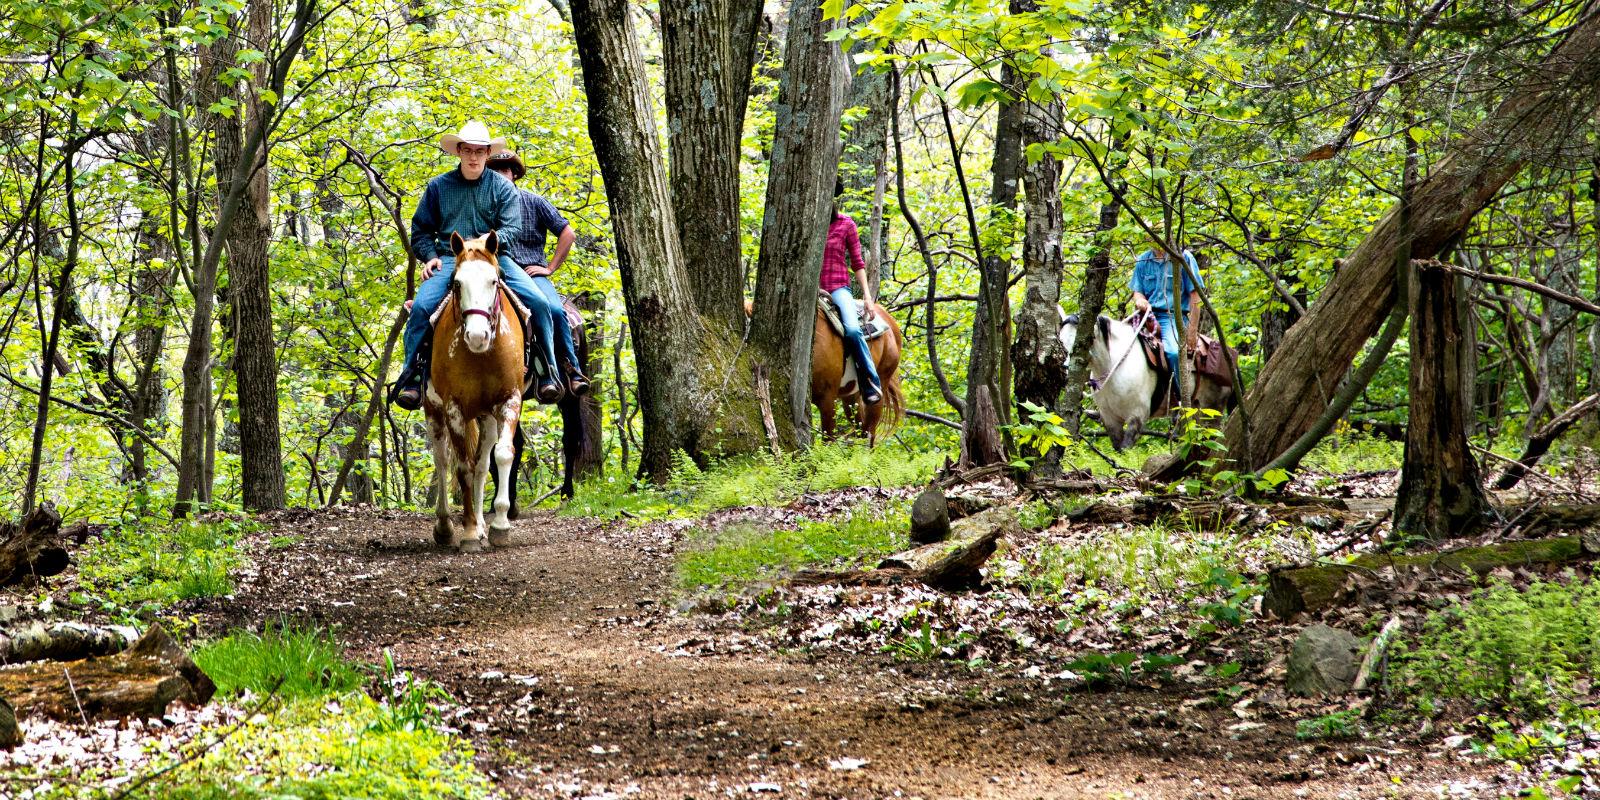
[812, 303, 904, 445]
[424, 232, 523, 552]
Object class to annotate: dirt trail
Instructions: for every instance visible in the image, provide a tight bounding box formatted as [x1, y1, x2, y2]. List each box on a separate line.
[211, 506, 1489, 799]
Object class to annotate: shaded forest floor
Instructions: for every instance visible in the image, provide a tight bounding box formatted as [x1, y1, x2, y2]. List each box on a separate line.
[190, 488, 1513, 800]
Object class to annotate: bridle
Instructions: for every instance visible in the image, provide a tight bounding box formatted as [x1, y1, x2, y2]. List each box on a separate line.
[1085, 308, 1150, 392]
[454, 259, 505, 339]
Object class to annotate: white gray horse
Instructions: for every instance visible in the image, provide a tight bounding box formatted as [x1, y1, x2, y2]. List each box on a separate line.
[1059, 312, 1236, 451]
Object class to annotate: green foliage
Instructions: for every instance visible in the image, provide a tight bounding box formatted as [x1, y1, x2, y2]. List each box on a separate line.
[369, 648, 452, 734]
[1067, 651, 1183, 687]
[1019, 520, 1288, 601]
[1301, 424, 1405, 475]
[1295, 709, 1362, 741]
[1007, 401, 1074, 469]
[194, 622, 363, 700]
[1391, 578, 1600, 717]
[676, 503, 908, 592]
[882, 621, 976, 661]
[131, 694, 492, 800]
[73, 517, 253, 616]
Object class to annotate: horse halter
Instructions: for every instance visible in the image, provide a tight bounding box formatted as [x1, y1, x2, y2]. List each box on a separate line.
[455, 275, 506, 338]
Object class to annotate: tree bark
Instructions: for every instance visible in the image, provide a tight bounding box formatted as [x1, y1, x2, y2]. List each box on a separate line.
[1221, 12, 1600, 471]
[1011, 97, 1069, 477]
[571, 0, 756, 481]
[0, 503, 69, 586]
[230, 0, 286, 511]
[662, 0, 762, 331]
[1063, 197, 1119, 435]
[961, 74, 1022, 467]
[749, 0, 850, 449]
[1493, 391, 1600, 490]
[0, 626, 214, 722]
[1395, 267, 1491, 540]
[839, 40, 892, 296]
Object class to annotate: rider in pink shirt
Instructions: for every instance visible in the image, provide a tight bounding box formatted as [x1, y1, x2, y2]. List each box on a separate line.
[821, 181, 882, 404]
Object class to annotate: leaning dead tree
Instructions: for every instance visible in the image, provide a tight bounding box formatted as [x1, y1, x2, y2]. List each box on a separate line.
[1221, 11, 1600, 472]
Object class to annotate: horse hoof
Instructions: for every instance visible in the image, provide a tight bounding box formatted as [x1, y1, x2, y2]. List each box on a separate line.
[458, 538, 485, 554]
[433, 522, 454, 547]
[487, 526, 511, 548]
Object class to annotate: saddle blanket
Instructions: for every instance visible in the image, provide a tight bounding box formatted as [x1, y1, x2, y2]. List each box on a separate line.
[819, 291, 889, 341]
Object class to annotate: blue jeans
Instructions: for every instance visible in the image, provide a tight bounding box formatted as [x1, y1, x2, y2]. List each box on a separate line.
[402, 254, 545, 382]
[831, 287, 882, 393]
[530, 275, 581, 378]
[1154, 308, 1183, 373]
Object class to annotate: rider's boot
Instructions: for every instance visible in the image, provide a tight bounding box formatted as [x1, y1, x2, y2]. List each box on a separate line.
[846, 335, 882, 405]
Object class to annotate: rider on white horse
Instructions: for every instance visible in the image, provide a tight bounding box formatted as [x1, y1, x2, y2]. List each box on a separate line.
[1129, 234, 1204, 377]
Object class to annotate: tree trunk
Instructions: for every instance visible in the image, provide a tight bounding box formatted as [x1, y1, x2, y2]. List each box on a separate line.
[1011, 97, 1069, 476]
[662, 0, 762, 331]
[0, 503, 69, 586]
[1221, 12, 1600, 471]
[1395, 266, 1491, 540]
[568, 292, 606, 481]
[961, 77, 1022, 467]
[749, 0, 849, 449]
[839, 40, 891, 297]
[22, 131, 81, 515]
[1063, 197, 1119, 435]
[230, 0, 285, 511]
[570, 0, 758, 481]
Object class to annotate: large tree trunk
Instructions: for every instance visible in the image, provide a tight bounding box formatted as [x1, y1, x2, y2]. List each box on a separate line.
[662, 0, 762, 332]
[1395, 266, 1492, 539]
[230, 0, 285, 510]
[1011, 97, 1069, 477]
[961, 78, 1023, 467]
[1063, 197, 1119, 435]
[1221, 13, 1600, 471]
[749, 0, 849, 449]
[570, 0, 759, 481]
[839, 41, 892, 297]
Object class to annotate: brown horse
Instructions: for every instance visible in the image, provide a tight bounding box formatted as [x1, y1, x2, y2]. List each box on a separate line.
[812, 302, 904, 445]
[424, 232, 524, 552]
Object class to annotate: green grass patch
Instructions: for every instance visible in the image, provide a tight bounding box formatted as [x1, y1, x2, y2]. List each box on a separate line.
[562, 441, 943, 522]
[1017, 520, 1296, 600]
[74, 517, 253, 615]
[194, 622, 364, 700]
[1301, 426, 1403, 474]
[676, 503, 908, 591]
[127, 694, 493, 799]
[1391, 577, 1600, 718]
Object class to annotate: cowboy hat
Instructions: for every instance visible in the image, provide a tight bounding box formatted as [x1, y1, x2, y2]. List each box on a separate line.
[438, 120, 507, 156]
[486, 151, 526, 180]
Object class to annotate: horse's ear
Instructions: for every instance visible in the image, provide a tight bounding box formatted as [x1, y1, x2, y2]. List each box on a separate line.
[450, 231, 466, 258]
[485, 229, 500, 256]
[1096, 314, 1111, 343]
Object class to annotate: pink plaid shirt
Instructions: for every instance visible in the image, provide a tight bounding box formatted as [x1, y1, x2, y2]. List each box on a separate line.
[820, 213, 865, 292]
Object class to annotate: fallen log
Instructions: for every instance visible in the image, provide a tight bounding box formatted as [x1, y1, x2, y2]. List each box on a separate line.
[1, 621, 137, 664]
[0, 503, 69, 585]
[1065, 496, 1357, 531]
[1263, 534, 1597, 619]
[0, 625, 214, 722]
[793, 506, 1018, 590]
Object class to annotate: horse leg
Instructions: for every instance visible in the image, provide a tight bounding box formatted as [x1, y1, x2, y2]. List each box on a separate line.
[1122, 417, 1145, 451]
[456, 417, 492, 553]
[862, 396, 883, 446]
[427, 419, 455, 548]
[505, 423, 525, 521]
[488, 400, 519, 547]
[818, 391, 838, 440]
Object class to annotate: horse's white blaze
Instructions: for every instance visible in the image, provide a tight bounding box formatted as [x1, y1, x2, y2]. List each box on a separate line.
[455, 257, 499, 354]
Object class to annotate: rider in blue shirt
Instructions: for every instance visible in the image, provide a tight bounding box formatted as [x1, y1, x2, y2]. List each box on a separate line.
[1128, 237, 1204, 374]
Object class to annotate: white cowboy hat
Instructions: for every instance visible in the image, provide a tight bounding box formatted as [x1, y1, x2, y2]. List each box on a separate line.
[438, 120, 507, 156]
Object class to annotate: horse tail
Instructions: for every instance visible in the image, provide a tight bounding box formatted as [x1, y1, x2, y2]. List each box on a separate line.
[880, 373, 905, 434]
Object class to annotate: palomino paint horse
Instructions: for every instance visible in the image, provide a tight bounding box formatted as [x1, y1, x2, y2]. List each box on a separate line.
[424, 232, 524, 552]
[812, 302, 905, 445]
[1060, 312, 1234, 451]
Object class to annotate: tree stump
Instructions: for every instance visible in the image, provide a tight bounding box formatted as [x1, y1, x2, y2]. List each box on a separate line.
[0, 503, 69, 585]
[909, 485, 950, 544]
[0, 625, 214, 722]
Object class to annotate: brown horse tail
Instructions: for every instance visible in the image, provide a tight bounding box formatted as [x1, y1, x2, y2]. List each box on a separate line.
[880, 373, 905, 434]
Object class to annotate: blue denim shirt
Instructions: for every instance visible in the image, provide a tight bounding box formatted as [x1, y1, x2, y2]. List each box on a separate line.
[1129, 248, 1203, 312]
